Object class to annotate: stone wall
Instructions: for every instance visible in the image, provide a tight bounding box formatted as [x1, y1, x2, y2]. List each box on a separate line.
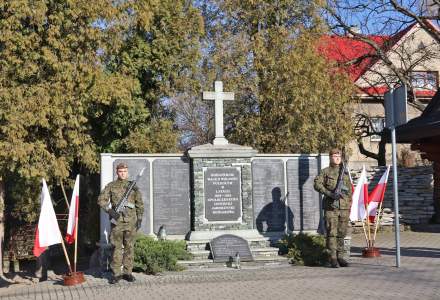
[100, 154, 191, 243]
[352, 165, 434, 224]
[100, 152, 328, 244]
[252, 155, 325, 233]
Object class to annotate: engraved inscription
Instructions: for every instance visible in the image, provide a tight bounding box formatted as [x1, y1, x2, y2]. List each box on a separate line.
[210, 234, 253, 262]
[153, 159, 190, 235]
[204, 167, 241, 222]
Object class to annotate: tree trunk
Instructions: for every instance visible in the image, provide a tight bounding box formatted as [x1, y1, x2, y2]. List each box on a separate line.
[357, 135, 387, 166]
[0, 179, 15, 283]
[378, 138, 387, 166]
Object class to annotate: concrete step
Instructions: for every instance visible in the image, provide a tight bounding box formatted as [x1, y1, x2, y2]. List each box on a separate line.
[186, 238, 274, 252]
[178, 259, 214, 267]
[187, 246, 283, 262]
[186, 237, 273, 245]
[190, 250, 211, 260]
[186, 243, 209, 252]
[178, 256, 289, 268]
[251, 247, 280, 258]
[188, 248, 281, 261]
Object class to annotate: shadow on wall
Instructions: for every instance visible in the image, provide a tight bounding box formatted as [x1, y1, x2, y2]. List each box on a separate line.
[256, 187, 293, 233]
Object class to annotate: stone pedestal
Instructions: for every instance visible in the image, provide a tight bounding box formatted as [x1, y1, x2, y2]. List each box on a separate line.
[188, 143, 258, 237]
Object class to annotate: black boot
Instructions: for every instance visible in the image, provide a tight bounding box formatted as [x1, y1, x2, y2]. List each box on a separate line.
[330, 258, 339, 268]
[123, 274, 136, 282]
[337, 257, 349, 267]
[109, 275, 122, 284]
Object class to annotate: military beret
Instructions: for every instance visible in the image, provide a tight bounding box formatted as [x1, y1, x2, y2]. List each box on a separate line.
[116, 162, 128, 170]
[329, 148, 342, 156]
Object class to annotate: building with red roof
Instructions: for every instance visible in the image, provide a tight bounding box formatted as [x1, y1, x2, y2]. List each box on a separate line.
[318, 22, 440, 166]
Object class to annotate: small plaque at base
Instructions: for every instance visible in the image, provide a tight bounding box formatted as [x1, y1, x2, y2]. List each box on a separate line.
[209, 234, 253, 263]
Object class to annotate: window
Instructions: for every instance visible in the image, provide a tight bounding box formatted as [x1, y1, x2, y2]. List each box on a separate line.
[370, 117, 385, 142]
[410, 71, 439, 91]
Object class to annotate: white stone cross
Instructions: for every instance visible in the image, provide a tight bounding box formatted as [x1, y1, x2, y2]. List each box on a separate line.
[203, 81, 235, 145]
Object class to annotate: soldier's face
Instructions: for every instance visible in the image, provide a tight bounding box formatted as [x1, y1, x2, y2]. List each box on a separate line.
[117, 168, 128, 180]
[330, 154, 342, 166]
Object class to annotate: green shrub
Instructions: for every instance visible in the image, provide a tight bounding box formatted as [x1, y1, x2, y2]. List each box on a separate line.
[133, 235, 192, 274]
[278, 233, 328, 266]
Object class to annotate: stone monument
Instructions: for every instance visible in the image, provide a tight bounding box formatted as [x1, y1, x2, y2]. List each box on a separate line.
[187, 81, 260, 243]
[97, 81, 326, 265]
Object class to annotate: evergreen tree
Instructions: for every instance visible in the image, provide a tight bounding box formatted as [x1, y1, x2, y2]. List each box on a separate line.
[192, 0, 355, 153]
[0, 0, 203, 223]
[103, 0, 204, 152]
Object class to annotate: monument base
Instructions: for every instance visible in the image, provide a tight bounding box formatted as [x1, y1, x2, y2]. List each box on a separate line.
[188, 229, 263, 241]
[213, 137, 229, 146]
[362, 247, 381, 258]
[186, 229, 284, 263]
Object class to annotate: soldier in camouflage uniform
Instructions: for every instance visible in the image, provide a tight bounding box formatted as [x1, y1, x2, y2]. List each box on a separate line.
[314, 148, 352, 268]
[98, 163, 144, 283]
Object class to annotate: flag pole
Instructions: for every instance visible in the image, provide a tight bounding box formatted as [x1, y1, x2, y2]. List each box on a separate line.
[373, 166, 391, 248]
[63, 175, 86, 286]
[59, 179, 70, 210]
[60, 232, 73, 274]
[361, 220, 369, 247]
[372, 200, 385, 247]
[74, 199, 79, 273]
[365, 193, 372, 247]
[366, 217, 372, 247]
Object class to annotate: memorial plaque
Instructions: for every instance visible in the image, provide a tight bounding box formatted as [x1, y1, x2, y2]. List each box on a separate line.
[286, 158, 320, 231]
[204, 167, 241, 222]
[209, 234, 253, 262]
[252, 159, 286, 232]
[113, 159, 150, 234]
[153, 159, 190, 235]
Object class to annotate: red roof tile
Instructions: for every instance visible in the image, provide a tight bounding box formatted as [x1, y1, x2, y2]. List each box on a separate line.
[317, 23, 417, 83]
[360, 86, 436, 98]
[318, 35, 390, 81]
[318, 22, 439, 98]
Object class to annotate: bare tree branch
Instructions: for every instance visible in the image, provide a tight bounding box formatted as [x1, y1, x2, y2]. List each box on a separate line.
[389, 0, 440, 43]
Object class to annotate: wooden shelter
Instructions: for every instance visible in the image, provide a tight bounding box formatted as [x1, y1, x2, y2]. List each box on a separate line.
[395, 90, 440, 223]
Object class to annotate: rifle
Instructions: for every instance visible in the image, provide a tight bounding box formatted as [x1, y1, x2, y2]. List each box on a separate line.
[332, 161, 349, 208]
[110, 167, 145, 224]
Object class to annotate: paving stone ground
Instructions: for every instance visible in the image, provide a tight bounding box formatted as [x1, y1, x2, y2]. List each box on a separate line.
[1, 231, 439, 300]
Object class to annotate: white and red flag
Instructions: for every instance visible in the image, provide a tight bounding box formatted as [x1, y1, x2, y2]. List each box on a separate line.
[33, 179, 63, 257]
[349, 166, 369, 222]
[367, 166, 391, 222]
[66, 175, 80, 244]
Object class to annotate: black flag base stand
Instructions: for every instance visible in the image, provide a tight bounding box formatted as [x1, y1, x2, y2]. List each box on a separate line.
[63, 272, 85, 286]
[362, 247, 381, 258]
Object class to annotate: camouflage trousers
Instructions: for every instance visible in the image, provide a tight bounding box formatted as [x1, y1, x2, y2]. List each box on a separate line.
[110, 222, 136, 276]
[324, 209, 349, 259]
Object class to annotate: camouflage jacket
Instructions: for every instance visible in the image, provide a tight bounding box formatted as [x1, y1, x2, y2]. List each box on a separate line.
[98, 179, 144, 224]
[313, 165, 352, 210]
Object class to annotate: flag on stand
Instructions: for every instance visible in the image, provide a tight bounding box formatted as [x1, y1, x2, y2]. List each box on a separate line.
[367, 166, 391, 222]
[33, 179, 63, 257]
[349, 166, 369, 222]
[66, 175, 80, 244]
